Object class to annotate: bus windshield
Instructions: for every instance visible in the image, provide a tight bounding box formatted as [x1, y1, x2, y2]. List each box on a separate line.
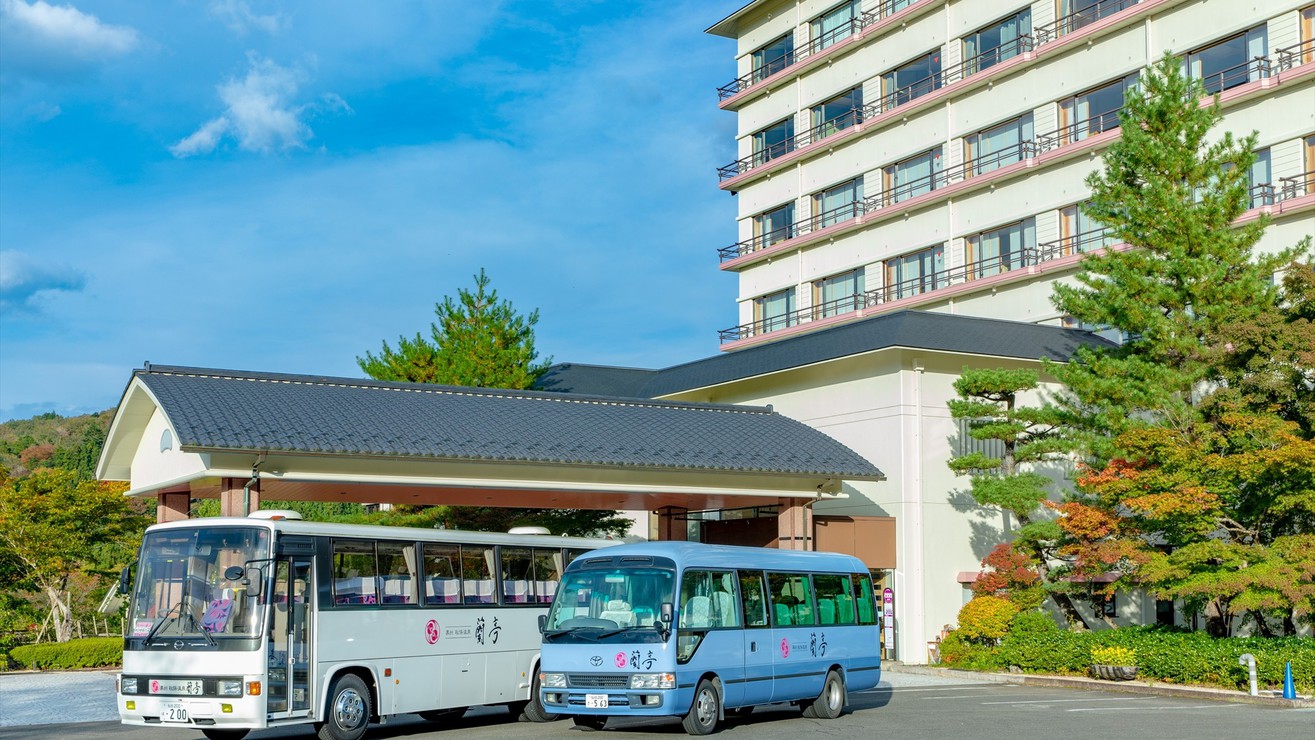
[543, 567, 675, 644]
[127, 526, 271, 644]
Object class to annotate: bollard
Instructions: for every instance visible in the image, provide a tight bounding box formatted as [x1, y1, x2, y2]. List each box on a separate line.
[1238, 653, 1258, 696]
[1283, 661, 1297, 700]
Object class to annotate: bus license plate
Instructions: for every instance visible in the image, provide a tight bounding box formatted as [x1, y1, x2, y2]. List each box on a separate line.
[161, 703, 189, 723]
[585, 694, 608, 709]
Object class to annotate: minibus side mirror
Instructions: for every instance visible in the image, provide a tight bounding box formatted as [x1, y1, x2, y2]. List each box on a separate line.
[538, 614, 548, 634]
[117, 563, 135, 595]
[657, 602, 674, 640]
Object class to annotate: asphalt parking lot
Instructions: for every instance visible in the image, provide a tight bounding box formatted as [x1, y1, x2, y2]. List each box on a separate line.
[4, 670, 1312, 740]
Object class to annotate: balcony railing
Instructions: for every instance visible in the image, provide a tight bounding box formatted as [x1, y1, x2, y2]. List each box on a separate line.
[1274, 38, 1314, 72]
[1195, 56, 1270, 95]
[948, 34, 1035, 82]
[718, 105, 878, 180]
[1033, 0, 1140, 45]
[1278, 170, 1314, 201]
[715, 0, 931, 101]
[719, 200, 868, 262]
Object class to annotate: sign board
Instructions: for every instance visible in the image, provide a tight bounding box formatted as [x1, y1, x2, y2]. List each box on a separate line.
[882, 588, 895, 658]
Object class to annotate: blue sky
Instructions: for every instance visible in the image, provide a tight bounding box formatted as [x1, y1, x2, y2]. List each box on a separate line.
[0, 0, 747, 421]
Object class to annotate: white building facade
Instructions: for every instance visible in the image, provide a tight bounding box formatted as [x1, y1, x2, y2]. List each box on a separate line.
[692, 0, 1315, 661]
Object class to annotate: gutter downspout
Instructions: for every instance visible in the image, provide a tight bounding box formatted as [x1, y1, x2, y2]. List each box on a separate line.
[241, 458, 264, 517]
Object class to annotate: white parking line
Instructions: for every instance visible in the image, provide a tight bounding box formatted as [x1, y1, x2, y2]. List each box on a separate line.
[890, 685, 1012, 692]
[919, 694, 1023, 700]
[981, 697, 1145, 705]
[1067, 704, 1243, 712]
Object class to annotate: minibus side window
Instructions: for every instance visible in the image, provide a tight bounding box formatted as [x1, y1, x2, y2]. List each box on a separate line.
[738, 571, 768, 628]
[854, 572, 877, 625]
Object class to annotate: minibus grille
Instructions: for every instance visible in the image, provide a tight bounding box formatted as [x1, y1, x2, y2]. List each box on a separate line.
[567, 674, 629, 689]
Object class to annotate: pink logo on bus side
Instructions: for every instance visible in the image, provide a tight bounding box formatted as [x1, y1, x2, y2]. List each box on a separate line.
[425, 619, 440, 644]
[614, 652, 627, 668]
[780, 639, 789, 658]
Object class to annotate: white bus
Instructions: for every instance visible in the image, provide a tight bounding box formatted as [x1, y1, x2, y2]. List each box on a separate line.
[115, 510, 618, 740]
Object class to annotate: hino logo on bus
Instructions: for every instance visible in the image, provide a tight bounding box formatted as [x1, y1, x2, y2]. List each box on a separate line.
[173, 641, 184, 651]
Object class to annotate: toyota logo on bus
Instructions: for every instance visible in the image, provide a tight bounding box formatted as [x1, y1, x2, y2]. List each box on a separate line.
[590, 656, 603, 667]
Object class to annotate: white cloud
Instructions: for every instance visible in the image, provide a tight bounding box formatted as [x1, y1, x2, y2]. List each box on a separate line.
[0, 249, 86, 312]
[171, 56, 345, 157]
[0, 0, 138, 83]
[209, 0, 284, 35]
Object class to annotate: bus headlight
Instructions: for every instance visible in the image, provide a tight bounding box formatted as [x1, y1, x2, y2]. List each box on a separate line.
[629, 673, 675, 689]
[218, 679, 243, 697]
[119, 677, 138, 694]
[539, 672, 567, 689]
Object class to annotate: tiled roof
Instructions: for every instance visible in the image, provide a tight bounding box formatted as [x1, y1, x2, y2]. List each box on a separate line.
[538, 310, 1118, 398]
[134, 365, 883, 480]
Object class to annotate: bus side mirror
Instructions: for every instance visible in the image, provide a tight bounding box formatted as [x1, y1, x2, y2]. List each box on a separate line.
[117, 563, 135, 595]
[657, 602, 674, 640]
[243, 567, 264, 599]
[538, 614, 548, 634]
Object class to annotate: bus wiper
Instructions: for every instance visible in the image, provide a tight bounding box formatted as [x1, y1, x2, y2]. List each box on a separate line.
[143, 599, 184, 645]
[186, 610, 217, 647]
[594, 626, 645, 639]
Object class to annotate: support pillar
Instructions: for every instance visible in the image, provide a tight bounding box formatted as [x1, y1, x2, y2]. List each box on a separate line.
[157, 491, 189, 523]
[654, 506, 688, 541]
[777, 498, 813, 551]
[220, 477, 258, 517]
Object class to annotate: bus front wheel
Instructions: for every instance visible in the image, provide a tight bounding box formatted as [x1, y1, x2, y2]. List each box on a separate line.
[682, 679, 720, 736]
[802, 670, 844, 719]
[317, 673, 372, 740]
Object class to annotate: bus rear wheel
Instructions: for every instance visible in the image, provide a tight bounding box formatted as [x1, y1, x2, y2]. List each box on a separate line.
[682, 679, 720, 736]
[801, 669, 844, 719]
[202, 730, 249, 740]
[317, 673, 372, 740]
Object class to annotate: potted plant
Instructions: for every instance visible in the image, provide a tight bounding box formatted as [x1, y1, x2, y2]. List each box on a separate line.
[1089, 646, 1138, 680]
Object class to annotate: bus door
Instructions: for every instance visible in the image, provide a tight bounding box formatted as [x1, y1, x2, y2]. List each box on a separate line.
[268, 540, 314, 720]
[736, 571, 773, 706]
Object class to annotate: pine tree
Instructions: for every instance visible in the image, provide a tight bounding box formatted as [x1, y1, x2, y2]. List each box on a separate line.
[358, 268, 551, 389]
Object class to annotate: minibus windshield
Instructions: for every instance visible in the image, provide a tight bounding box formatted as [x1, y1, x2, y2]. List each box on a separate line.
[542, 567, 675, 644]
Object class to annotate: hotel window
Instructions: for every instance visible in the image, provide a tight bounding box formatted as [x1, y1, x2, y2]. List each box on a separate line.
[884, 244, 945, 300]
[965, 114, 1033, 176]
[812, 176, 863, 228]
[966, 219, 1035, 278]
[811, 87, 863, 140]
[1248, 147, 1272, 208]
[1055, 0, 1137, 37]
[753, 202, 795, 247]
[880, 50, 943, 111]
[752, 118, 795, 166]
[1302, 134, 1315, 197]
[1059, 203, 1112, 255]
[811, 0, 860, 51]
[813, 268, 865, 318]
[883, 148, 943, 203]
[1303, 6, 1314, 64]
[751, 33, 794, 83]
[962, 9, 1031, 77]
[1185, 26, 1267, 94]
[1058, 73, 1138, 144]
[754, 288, 796, 333]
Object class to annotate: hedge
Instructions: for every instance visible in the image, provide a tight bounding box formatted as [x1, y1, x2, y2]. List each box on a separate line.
[943, 620, 1315, 693]
[8, 637, 122, 670]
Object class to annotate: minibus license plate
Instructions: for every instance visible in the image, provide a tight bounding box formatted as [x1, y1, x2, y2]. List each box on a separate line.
[585, 694, 608, 709]
[161, 703, 189, 723]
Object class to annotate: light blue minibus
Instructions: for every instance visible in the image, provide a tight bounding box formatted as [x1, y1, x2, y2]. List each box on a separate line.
[536, 542, 881, 734]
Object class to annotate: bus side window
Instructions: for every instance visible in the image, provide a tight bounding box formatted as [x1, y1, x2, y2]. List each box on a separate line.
[738, 571, 768, 627]
[332, 540, 378, 606]
[679, 570, 714, 629]
[462, 546, 496, 605]
[533, 548, 562, 604]
[500, 547, 534, 604]
[377, 541, 417, 605]
[422, 544, 461, 605]
[813, 574, 849, 625]
[853, 573, 877, 624]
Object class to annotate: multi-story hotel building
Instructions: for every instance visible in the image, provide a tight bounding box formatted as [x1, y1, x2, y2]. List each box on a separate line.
[545, 0, 1314, 662]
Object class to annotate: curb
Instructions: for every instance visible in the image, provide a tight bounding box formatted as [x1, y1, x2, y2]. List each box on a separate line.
[883, 662, 1315, 709]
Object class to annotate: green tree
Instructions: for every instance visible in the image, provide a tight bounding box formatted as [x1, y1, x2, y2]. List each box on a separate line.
[1047, 54, 1314, 636]
[947, 367, 1089, 628]
[358, 268, 551, 388]
[356, 270, 626, 537]
[0, 467, 149, 642]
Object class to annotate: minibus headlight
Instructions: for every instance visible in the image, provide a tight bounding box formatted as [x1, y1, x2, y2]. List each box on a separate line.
[540, 672, 567, 689]
[119, 677, 138, 694]
[218, 679, 243, 697]
[630, 673, 675, 690]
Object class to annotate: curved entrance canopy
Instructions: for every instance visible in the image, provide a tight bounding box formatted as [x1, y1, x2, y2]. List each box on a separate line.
[98, 365, 884, 526]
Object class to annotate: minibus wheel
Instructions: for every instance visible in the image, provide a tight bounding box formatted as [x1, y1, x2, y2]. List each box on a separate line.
[801, 670, 844, 719]
[682, 678, 720, 735]
[317, 673, 372, 740]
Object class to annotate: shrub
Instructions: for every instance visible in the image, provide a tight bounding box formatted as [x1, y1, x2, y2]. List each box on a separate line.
[939, 631, 1006, 671]
[957, 596, 1019, 641]
[1091, 646, 1137, 666]
[8, 637, 122, 670]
